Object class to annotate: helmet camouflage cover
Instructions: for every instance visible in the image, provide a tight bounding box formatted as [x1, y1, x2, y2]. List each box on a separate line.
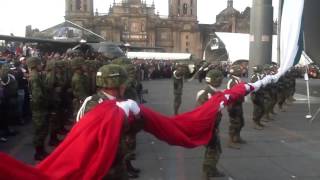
[252, 65, 263, 73]
[96, 64, 128, 88]
[205, 69, 223, 87]
[229, 64, 242, 76]
[112, 57, 136, 78]
[26, 57, 41, 69]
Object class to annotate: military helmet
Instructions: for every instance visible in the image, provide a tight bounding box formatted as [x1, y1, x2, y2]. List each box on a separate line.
[112, 57, 136, 78]
[26, 57, 41, 69]
[71, 58, 85, 70]
[96, 64, 128, 88]
[252, 65, 263, 73]
[205, 69, 223, 87]
[229, 64, 242, 76]
[263, 64, 272, 74]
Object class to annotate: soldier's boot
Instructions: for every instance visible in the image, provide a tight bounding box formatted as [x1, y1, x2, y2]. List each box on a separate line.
[126, 160, 141, 174]
[34, 146, 48, 161]
[48, 134, 61, 147]
[227, 136, 240, 149]
[271, 109, 278, 115]
[127, 171, 139, 179]
[262, 114, 271, 122]
[253, 122, 264, 130]
[265, 113, 274, 121]
[208, 169, 226, 178]
[235, 135, 247, 144]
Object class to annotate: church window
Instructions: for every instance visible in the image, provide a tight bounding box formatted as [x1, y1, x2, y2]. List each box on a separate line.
[76, 0, 81, 10]
[178, 8, 180, 16]
[186, 48, 189, 52]
[69, 3, 73, 11]
[178, 0, 181, 5]
[183, 3, 188, 15]
[191, 9, 193, 15]
[186, 42, 190, 46]
[191, 0, 193, 6]
[186, 35, 189, 39]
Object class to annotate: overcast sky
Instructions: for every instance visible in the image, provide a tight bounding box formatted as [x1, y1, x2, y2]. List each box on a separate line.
[0, 0, 279, 36]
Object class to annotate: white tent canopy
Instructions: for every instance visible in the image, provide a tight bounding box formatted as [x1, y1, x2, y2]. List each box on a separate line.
[215, 32, 278, 63]
[126, 52, 192, 60]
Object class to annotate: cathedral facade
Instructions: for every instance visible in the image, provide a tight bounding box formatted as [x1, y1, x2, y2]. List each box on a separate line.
[65, 0, 203, 58]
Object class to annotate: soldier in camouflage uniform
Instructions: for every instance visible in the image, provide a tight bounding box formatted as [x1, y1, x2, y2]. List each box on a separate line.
[45, 60, 62, 146]
[277, 74, 288, 112]
[27, 57, 49, 160]
[173, 64, 186, 115]
[112, 58, 142, 178]
[262, 65, 274, 122]
[71, 58, 90, 119]
[287, 68, 297, 103]
[78, 64, 131, 180]
[250, 65, 265, 130]
[196, 69, 225, 179]
[227, 65, 245, 149]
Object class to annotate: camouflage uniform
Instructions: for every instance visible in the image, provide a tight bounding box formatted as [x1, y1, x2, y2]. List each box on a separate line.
[71, 58, 90, 119]
[45, 60, 61, 146]
[27, 57, 49, 160]
[196, 69, 225, 179]
[261, 65, 274, 121]
[227, 65, 245, 149]
[277, 75, 288, 111]
[173, 65, 184, 115]
[112, 58, 142, 178]
[79, 64, 129, 180]
[250, 65, 265, 130]
[287, 69, 297, 102]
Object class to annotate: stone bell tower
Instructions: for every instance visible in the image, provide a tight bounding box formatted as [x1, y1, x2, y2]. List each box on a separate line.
[65, 0, 94, 27]
[169, 0, 197, 20]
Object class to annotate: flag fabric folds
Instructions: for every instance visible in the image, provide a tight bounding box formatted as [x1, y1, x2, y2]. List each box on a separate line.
[279, 0, 305, 74]
[0, 83, 251, 180]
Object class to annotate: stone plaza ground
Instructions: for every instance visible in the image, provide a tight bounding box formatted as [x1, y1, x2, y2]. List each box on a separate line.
[1, 78, 320, 180]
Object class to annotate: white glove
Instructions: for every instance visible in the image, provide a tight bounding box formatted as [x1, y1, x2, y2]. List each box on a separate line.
[116, 100, 141, 117]
[126, 99, 141, 116]
[116, 101, 131, 117]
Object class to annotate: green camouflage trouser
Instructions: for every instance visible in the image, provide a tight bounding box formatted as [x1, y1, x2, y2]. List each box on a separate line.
[251, 94, 265, 124]
[228, 104, 244, 139]
[203, 133, 222, 176]
[174, 94, 182, 115]
[32, 109, 49, 147]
